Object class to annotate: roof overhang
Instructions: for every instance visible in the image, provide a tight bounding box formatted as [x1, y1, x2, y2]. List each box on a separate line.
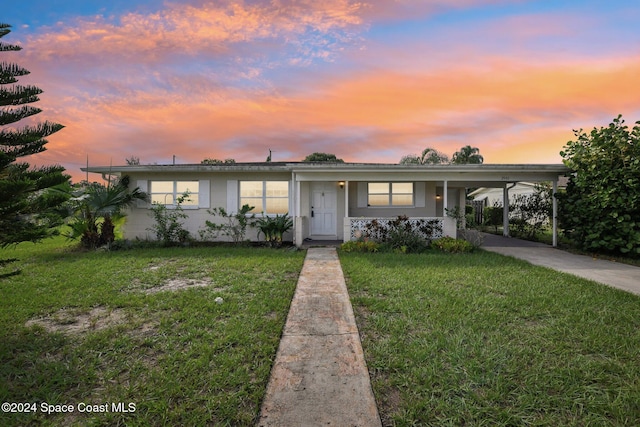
[82, 163, 570, 185]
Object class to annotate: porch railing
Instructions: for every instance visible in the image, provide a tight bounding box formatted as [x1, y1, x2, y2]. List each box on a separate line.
[347, 217, 448, 241]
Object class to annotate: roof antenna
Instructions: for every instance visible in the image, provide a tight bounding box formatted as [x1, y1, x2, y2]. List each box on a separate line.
[266, 149, 272, 162]
[173, 155, 176, 165]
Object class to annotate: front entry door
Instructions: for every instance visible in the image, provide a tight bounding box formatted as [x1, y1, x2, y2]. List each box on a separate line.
[310, 182, 337, 237]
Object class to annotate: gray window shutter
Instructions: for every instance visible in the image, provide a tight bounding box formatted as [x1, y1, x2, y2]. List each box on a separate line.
[198, 180, 210, 209]
[415, 182, 425, 207]
[136, 180, 149, 208]
[357, 182, 368, 208]
[227, 180, 238, 213]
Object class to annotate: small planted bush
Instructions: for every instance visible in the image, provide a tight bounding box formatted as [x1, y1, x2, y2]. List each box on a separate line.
[148, 192, 191, 246]
[432, 236, 474, 253]
[360, 215, 440, 253]
[340, 240, 380, 253]
[254, 213, 293, 248]
[199, 204, 255, 244]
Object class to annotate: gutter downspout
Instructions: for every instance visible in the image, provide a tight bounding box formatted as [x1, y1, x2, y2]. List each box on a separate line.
[503, 182, 517, 237]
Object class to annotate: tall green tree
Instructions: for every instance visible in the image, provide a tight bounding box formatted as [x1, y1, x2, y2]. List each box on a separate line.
[302, 152, 344, 162]
[0, 24, 69, 274]
[451, 145, 484, 164]
[558, 115, 640, 256]
[400, 147, 449, 165]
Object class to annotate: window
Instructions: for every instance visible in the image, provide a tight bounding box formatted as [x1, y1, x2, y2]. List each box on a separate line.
[240, 181, 289, 214]
[150, 181, 199, 207]
[368, 182, 413, 206]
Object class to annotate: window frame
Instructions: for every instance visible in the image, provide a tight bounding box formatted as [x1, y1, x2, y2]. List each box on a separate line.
[239, 180, 290, 216]
[367, 182, 414, 207]
[149, 180, 200, 209]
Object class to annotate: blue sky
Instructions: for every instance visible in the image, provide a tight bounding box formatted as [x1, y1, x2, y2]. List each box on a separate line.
[3, 1, 640, 181]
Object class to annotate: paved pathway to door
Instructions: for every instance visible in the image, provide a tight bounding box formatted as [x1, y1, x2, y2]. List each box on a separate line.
[480, 232, 640, 296]
[257, 247, 381, 427]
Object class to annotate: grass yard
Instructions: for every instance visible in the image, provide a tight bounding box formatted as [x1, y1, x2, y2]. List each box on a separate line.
[340, 250, 640, 426]
[0, 237, 305, 426]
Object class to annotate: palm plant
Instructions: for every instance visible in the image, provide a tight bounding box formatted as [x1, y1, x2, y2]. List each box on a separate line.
[451, 145, 484, 164]
[399, 147, 449, 165]
[254, 213, 293, 247]
[66, 175, 148, 249]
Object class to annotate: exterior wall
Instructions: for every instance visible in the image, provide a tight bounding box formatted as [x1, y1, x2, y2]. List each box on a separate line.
[123, 171, 293, 242]
[348, 181, 438, 217]
[471, 183, 536, 206]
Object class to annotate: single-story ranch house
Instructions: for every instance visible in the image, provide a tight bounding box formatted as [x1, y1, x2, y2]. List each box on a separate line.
[83, 162, 570, 247]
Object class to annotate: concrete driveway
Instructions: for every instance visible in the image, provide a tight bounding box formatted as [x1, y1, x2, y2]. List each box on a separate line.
[480, 233, 640, 296]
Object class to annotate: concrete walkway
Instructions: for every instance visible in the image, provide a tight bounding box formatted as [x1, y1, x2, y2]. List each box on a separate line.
[480, 233, 640, 296]
[257, 247, 381, 427]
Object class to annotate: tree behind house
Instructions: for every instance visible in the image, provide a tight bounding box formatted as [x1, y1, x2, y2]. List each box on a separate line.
[302, 152, 344, 162]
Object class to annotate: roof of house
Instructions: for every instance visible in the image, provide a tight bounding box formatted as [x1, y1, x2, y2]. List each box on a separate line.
[82, 162, 570, 187]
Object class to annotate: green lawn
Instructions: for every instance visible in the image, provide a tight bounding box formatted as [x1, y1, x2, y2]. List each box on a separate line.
[0, 237, 305, 426]
[340, 250, 640, 426]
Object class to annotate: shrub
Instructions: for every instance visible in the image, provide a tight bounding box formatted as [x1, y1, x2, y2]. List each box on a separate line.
[432, 237, 474, 253]
[199, 204, 255, 244]
[559, 115, 640, 256]
[254, 213, 293, 248]
[483, 202, 503, 233]
[148, 192, 191, 246]
[360, 215, 441, 253]
[509, 184, 552, 240]
[340, 240, 380, 253]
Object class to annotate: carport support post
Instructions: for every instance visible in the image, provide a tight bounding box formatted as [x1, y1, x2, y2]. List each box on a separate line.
[503, 185, 509, 237]
[552, 179, 558, 247]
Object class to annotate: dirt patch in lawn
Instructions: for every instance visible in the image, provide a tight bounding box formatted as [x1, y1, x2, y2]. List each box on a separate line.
[25, 306, 127, 335]
[144, 278, 219, 294]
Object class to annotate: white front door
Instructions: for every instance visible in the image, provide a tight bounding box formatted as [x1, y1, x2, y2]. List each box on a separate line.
[310, 182, 337, 237]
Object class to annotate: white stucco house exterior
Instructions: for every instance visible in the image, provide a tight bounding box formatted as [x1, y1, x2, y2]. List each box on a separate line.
[83, 162, 569, 247]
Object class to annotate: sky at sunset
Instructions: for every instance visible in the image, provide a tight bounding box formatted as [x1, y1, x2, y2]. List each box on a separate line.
[4, 1, 640, 182]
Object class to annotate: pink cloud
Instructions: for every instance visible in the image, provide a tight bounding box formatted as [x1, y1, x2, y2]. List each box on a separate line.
[11, 1, 640, 183]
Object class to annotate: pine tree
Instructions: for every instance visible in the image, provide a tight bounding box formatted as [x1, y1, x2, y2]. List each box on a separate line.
[0, 24, 69, 275]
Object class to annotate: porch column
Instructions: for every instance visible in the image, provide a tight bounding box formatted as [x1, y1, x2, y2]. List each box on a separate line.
[443, 180, 448, 217]
[295, 178, 302, 247]
[552, 179, 558, 247]
[344, 180, 349, 218]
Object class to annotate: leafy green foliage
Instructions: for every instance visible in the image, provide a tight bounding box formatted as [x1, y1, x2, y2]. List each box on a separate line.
[483, 202, 503, 233]
[340, 240, 380, 253]
[451, 145, 484, 164]
[360, 215, 441, 253]
[431, 236, 475, 253]
[399, 147, 449, 165]
[509, 183, 552, 240]
[148, 192, 191, 246]
[254, 213, 293, 247]
[66, 176, 148, 249]
[399, 145, 483, 165]
[201, 158, 236, 165]
[559, 115, 640, 256]
[302, 152, 344, 162]
[0, 24, 69, 275]
[199, 204, 255, 244]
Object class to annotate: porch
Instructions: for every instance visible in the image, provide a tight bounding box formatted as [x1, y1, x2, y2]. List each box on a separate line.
[288, 164, 568, 248]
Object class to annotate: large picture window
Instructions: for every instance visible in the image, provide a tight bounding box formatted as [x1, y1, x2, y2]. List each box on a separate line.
[240, 181, 289, 214]
[150, 181, 199, 207]
[368, 182, 413, 207]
